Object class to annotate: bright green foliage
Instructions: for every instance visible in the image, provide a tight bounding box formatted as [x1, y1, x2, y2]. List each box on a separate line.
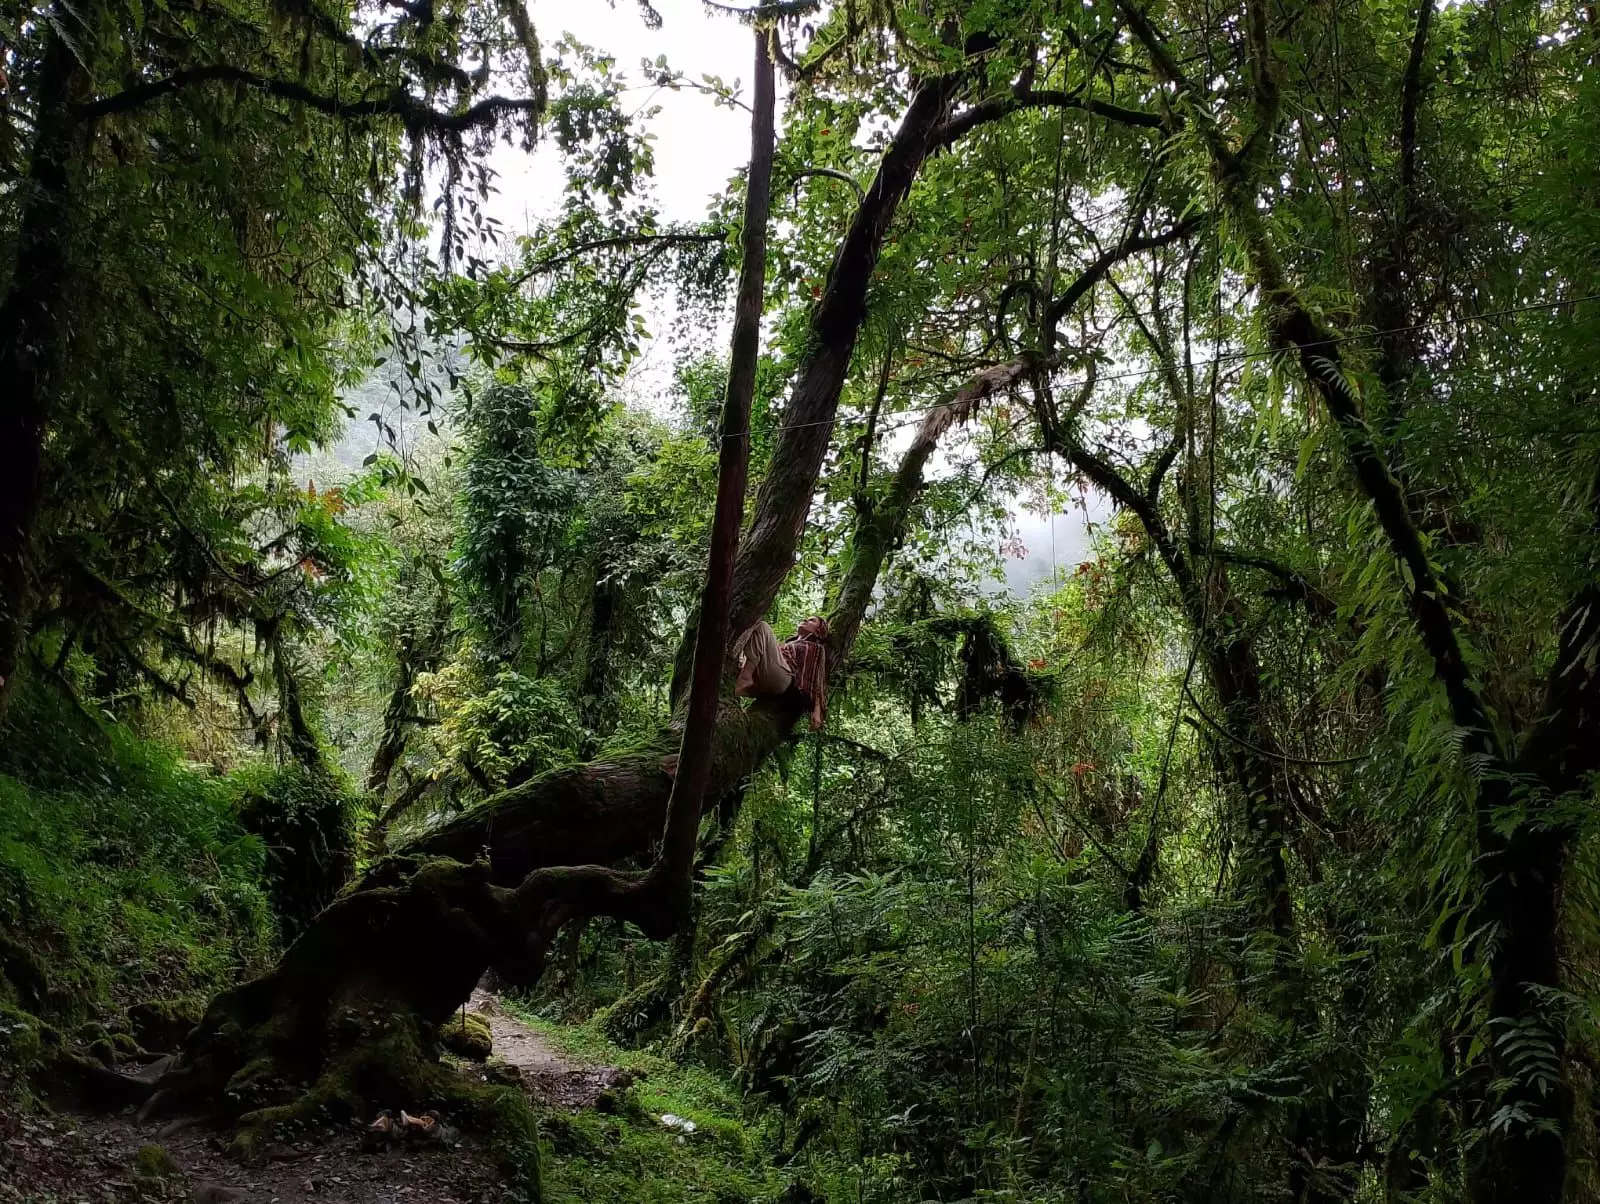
[0, 686, 275, 1041]
[432, 667, 587, 786]
[496, 1003, 786, 1204]
[3, 0, 1600, 1201]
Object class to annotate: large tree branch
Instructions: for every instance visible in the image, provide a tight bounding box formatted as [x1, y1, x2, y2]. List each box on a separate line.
[1212, 549, 1339, 623]
[937, 86, 1166, 145]
[828, 352, 1058, 661]
[1258, 270, 1493, 753]
[826, 215, 1204, 666]
[72, 65, 540, 132]
[1054, 431, 1186, 578]
[504, 229, 726, 286]
[1044, 215, 1206, 332]
[723, 64, 970, 642]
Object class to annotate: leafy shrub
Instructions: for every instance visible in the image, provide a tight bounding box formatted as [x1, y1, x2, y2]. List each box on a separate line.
[424, 662, 586, 786]
[229, 764, 360, 942]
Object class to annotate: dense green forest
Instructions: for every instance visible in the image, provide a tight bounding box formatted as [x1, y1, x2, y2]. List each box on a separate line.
[2, 0, 1598, 1200]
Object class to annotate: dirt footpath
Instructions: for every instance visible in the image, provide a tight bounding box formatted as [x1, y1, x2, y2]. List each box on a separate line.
[1, 994, 627, 1204]
[463, 991, 632, 1111]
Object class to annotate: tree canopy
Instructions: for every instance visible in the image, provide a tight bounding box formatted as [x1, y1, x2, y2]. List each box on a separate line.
[2, 1, 1598, 1202]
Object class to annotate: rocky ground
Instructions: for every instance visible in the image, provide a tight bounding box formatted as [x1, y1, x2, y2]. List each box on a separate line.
[1, 995, 626, 1204]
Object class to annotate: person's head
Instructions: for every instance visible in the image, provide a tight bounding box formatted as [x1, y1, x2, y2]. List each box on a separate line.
[797, 616, 829, 640]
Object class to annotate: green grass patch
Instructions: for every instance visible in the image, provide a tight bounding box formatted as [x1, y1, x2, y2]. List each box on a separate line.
[498, 997, 790, 1204]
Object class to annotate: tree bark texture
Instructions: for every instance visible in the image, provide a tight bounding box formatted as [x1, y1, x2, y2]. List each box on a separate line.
[655, 28, 776, 898]
[723, 66, 967, 644]
[0, 21, 89, 716]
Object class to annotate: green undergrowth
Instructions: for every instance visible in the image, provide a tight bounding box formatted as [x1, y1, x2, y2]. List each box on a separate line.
[0, 684, 278, 1090]
[230, 762, 360, 941]
[498, 997, 795, 1203]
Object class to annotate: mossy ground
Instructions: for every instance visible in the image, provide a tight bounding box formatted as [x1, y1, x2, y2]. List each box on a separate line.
[0, 687, 280, 1100]
[497, 999, 791, 1204]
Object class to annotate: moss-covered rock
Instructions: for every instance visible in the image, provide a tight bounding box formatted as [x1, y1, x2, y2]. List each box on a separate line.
[133, 1142, 180, 1181]
[0, 933, 49, 1014]
[0, 1002, 47, 1075]
[440, 1012, 493, 1061]
[484, 1058, 524, 1088]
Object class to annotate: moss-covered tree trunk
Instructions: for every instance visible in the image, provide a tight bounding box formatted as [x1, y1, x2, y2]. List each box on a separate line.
[159, 692, 808, 1095]
[156, 31, 1044, 1154]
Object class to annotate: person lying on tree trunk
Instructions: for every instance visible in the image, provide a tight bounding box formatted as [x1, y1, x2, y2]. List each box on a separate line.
[662, 616, 830, 779]
[734, 616, 830, 731]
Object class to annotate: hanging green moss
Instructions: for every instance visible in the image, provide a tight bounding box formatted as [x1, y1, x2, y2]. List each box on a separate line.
[230, 764, 360, 941]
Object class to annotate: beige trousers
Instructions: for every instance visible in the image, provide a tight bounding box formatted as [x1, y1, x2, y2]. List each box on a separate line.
[734, 621, 792, 696]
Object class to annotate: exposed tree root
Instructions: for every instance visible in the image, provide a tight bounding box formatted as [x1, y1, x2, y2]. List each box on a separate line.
[128, 856, 553, 1192]
[129, 697, 806, 1181]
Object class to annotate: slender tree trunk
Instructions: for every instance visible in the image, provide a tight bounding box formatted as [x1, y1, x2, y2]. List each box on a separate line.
[368, 595, 449, 793]
[0, 23, 88, 715]
[1466, 522, 1600, 1201]
[577, 576, 622, 741]
[368, 631, 421, 793]
[655, 28, 777, 905]
[436, 28, 779, 952]
[261, 621, 327, 778]
[671, 59, 971, 699]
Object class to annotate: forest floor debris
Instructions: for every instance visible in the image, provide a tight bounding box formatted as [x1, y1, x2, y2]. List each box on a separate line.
[1, 993, 631, 1203]
[1, 1099, 503, 1204]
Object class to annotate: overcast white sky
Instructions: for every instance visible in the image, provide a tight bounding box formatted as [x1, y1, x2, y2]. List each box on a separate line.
[477, 1, 1104, 597]
[495, 1, 762, 233]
